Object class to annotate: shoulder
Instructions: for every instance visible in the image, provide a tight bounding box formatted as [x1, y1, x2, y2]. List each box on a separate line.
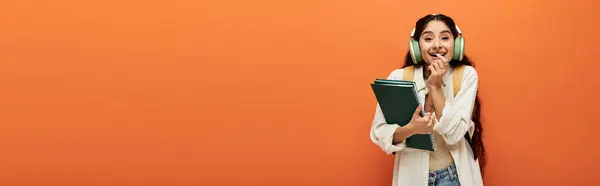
[456, 65, 478, 82]
[386, 68, 405, 80]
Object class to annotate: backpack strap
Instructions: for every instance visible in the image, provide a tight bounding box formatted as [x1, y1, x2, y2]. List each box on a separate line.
[402, 66, 415, 81]
[452, 65, 466, 97]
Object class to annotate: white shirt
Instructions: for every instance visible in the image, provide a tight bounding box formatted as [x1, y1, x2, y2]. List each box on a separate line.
[370, 65, 484, 186]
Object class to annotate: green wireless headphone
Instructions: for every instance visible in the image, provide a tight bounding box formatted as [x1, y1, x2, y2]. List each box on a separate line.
[409, 24, 465, 64]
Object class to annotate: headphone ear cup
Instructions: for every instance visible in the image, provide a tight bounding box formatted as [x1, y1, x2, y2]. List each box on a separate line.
[453, 36, 465, 61]
[409, 39, 421, 64]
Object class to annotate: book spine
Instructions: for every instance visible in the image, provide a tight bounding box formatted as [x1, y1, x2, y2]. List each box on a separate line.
[410, 83, 425, 117]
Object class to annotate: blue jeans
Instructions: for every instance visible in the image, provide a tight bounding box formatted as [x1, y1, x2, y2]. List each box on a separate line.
[428, 163, 461, 186]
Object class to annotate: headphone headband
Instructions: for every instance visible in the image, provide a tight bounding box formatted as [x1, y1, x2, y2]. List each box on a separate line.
[455, 25, 462, 35]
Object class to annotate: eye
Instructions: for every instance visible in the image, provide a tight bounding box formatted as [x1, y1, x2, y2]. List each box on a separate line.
[424, 37, 433, 42]
[441, 37, 450, 41]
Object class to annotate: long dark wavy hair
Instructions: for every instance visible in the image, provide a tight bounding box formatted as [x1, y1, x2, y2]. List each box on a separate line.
[402, 14, 487, 175]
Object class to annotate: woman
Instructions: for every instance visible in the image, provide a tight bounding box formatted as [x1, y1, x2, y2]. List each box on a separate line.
[370, 14, 486, 186]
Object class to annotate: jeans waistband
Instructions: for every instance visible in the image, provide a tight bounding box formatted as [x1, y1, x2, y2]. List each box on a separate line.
[428, 163, 458, 180]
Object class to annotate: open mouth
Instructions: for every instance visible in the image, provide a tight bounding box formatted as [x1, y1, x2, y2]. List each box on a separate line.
[429, 53, 447, 57]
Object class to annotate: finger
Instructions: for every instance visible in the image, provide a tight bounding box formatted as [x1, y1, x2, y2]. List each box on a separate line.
[436, 54, 449, 64]
[413, 104, 423, 117]
[427, 121, 434, 133]
[433, 62, 442, 72]
[436, 60, 446, 69]
[428, 65, 437, 74]
[427, 120, 434, 131]
[439, 61, 447, 71]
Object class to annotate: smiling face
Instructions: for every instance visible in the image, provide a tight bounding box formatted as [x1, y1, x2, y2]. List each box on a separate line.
[418, 20, 455, 65]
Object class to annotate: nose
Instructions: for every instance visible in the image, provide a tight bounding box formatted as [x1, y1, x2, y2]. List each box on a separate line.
[433, 38, 442, 50]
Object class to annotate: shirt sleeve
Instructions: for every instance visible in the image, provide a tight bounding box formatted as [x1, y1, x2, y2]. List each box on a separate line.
[432, 66, 479, 145]
[370, 103, 407, 154]
[369, 69, 407, 154]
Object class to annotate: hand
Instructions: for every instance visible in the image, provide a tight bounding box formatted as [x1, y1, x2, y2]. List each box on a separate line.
[426, 54, 449, 89]
[406, 104, 434, 135]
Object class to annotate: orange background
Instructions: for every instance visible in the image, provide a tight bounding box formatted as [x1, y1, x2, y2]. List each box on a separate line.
[1, 0, 599, 185]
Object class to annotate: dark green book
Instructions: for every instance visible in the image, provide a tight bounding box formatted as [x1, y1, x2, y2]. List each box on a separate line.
[370, 79, 436, 152]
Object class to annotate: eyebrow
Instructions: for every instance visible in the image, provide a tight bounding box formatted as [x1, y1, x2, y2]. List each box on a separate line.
[421, 30, 452, 36]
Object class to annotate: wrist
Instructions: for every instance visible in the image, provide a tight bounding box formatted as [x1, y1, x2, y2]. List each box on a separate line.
[402, 122, 416, 135]
[427, 84, 442, 91]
